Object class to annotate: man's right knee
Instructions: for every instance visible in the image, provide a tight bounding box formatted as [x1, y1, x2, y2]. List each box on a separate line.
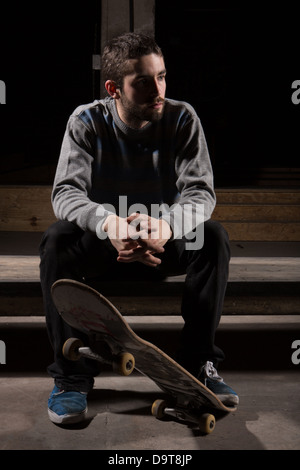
[39, 221, 82, 256]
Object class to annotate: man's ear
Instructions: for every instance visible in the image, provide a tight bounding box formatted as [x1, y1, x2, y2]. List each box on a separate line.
[105, 80, 120, 99]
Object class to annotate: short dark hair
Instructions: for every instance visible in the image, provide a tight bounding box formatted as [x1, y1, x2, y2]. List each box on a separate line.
[101, 32, 163, 89]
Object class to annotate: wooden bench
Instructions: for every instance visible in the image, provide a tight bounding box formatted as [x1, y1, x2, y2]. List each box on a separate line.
[1, 186, 300, 241]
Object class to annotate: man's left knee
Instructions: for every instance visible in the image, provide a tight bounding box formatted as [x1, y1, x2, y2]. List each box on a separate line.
[203, 220, 230, 258]
[205, 220, 229, 242]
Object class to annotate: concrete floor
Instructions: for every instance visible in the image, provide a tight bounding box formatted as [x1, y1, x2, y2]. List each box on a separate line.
[1, 370, 300, 451]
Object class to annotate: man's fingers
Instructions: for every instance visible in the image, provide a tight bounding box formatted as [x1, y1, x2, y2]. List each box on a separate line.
[118, 246, 147, 258]
[126, 214, 157, 234]
[121, 238, 165, 253]
[117, 244, 148, 262]
[136, 238, 165, 253]
[117, 242, 163, 266]
[118, 251, 162, 266]
[139, 254, 162, 267]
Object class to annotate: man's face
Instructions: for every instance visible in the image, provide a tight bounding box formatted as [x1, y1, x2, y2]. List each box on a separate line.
[116, 53, 167, 129]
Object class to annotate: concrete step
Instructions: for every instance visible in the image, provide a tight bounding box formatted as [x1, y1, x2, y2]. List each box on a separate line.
[1, 315, 300, 372]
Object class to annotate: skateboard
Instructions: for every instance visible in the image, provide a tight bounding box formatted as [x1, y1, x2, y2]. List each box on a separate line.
[51, 279, 236, 434]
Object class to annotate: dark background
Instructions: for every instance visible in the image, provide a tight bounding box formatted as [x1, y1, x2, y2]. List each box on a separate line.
[0, 1, 299, 187]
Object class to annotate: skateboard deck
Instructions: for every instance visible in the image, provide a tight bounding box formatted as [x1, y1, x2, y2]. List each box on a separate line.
[51, 279, 236, 433]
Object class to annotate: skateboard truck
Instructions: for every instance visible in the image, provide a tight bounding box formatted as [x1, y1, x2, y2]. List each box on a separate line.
[151, 399, 216, 434]
[62, 337, 135, 376]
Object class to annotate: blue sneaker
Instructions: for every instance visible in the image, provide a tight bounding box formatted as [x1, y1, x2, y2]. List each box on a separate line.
[48, 385, 88, 424]
[198, 361, 239, 407]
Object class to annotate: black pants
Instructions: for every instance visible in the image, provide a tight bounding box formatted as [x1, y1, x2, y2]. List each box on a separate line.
[39, 219, 230, 392]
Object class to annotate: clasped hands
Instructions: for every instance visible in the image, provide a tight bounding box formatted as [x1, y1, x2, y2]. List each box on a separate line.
[102, 213, 172, 267]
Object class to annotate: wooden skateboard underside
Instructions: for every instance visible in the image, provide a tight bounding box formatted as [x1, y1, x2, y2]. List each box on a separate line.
[51, 279, 235, 415]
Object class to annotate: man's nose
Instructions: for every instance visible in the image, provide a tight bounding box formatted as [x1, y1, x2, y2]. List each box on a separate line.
[150, 78, 161, 96]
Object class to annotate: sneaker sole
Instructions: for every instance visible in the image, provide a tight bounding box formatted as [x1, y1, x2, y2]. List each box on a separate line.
[48, 407, 87, 424]
[217, 394, 239, 407]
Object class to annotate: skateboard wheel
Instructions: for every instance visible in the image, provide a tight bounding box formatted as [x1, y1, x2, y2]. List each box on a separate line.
[198, 413, 216, 434]
[151, 399, 167, 419]
[113, 352, 135, 376]
[62, 338, 84, 361]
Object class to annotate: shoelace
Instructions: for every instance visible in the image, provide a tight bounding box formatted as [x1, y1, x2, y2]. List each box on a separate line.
[202, 361, 223, 382]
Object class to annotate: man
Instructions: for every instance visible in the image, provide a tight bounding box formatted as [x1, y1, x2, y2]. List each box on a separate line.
[40, 32, 238, 425]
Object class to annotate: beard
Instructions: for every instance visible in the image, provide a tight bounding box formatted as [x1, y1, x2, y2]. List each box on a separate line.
[119, 94, 165, 128]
